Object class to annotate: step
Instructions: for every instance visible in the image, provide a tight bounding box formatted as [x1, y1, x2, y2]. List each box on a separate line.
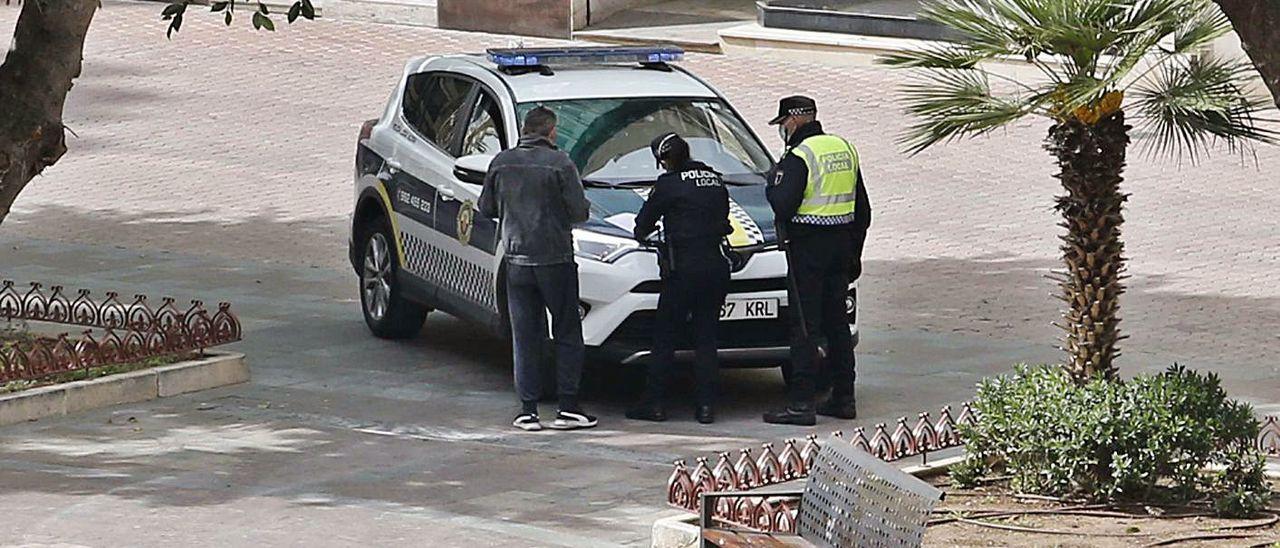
[718, 22, 1069, 82]
[575, 21, 744, 54]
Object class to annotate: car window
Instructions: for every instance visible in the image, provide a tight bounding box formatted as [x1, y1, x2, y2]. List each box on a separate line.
[461, 91, 505, 157]
[402, 73, 473, 153]
[517, 98, 773, 183]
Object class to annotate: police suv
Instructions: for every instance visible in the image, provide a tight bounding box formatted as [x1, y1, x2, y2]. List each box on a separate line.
[349, 46, 856, 369]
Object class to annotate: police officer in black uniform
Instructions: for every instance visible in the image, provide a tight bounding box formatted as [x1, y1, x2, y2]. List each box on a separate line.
[763, 96, 871, 426]
[626, 133, 732, 424]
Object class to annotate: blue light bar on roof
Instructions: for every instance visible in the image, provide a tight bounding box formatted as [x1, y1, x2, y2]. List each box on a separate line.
[486, 46, 685, 68]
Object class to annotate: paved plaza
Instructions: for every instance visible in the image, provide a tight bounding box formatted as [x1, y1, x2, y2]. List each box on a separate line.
[1, 2, 1278, 546]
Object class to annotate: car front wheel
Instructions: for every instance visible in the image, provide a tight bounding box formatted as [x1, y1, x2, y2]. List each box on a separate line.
[359, 218, 427, 339]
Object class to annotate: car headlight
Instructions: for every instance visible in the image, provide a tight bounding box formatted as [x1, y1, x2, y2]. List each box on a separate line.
[573, 228, 640, 263]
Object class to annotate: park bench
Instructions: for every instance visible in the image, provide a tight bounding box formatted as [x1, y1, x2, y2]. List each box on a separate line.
[698, 436, 944, 548]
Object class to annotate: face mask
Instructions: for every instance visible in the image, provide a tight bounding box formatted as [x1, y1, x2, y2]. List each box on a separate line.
[778, 124, 789, 144]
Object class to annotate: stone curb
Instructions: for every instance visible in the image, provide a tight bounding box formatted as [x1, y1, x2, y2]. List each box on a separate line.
[650, 454, 964, 548]
[0, 352, 248, 426]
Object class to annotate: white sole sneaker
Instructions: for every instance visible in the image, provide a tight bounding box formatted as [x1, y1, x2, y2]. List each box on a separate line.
[513, 415, 542, 431]
[549, 411, 598, 430]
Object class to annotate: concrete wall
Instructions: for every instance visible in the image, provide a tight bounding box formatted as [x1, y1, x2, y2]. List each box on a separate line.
[325, 0, 437, 28]
[571, 0, 664, 29]
[439, 0, 573, 38]
[438, 0, 659, 37]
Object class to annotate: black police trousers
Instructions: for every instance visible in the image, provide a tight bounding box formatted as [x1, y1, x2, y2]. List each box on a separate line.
[786, 227, 856, 406]
[644, 242, 730, 406]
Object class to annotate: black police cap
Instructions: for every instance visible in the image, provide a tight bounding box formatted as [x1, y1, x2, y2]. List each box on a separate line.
[650, 132, 688, 164]
[769, 95, 817, 125]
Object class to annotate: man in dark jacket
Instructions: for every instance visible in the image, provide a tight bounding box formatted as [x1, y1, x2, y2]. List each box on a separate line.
[626, 133, 732, 424]
[478, 106, 597, 432]
[763, 96, 871, 425]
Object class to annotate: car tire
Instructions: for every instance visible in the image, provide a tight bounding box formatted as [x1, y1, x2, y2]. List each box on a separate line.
[358, 217, 427, 339]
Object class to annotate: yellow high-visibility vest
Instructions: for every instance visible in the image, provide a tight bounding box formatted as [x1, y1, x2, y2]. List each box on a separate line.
[789, 134, 859, 224]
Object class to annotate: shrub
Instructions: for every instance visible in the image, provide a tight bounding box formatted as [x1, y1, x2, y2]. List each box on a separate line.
[957, 364, 1270, 517]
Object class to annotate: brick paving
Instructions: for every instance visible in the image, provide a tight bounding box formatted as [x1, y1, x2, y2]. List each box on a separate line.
[2, 1, 1278, 398]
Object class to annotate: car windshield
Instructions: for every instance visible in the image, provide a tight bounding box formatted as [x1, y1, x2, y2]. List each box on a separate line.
[517, 98, 773, 184]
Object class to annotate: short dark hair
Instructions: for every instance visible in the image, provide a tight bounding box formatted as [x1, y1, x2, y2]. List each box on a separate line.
[522, 106, 557, 137]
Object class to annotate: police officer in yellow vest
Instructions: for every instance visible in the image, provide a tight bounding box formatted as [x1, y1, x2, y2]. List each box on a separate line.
[763, 96, 871, 426]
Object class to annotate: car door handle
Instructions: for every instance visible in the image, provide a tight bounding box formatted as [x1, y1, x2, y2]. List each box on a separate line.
[438, 185, 456, 201]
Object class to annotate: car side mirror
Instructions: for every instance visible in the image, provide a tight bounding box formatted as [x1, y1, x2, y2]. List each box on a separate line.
[453, 154, 494, 185]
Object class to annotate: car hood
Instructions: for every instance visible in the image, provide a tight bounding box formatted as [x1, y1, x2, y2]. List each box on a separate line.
[579, 180, 778, 247]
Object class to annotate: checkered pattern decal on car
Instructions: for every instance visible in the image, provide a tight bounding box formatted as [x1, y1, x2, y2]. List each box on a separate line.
[726, 200, 764, 247]
[631, 188, 765, 248]
[401, 232, 496, 311]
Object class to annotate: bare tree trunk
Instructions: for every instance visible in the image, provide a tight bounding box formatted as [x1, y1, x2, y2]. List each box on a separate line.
[1215, 0, 1280, 110]
[0, 0, 97, 226]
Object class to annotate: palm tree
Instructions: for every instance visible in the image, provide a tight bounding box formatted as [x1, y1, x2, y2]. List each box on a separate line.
[880, 0, 1277, 382]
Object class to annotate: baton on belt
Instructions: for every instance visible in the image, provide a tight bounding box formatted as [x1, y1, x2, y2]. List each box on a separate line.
[776, 220, 809, 341]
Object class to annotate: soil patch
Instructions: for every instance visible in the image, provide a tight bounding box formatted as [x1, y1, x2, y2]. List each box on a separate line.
[925, 480, 1280, 547]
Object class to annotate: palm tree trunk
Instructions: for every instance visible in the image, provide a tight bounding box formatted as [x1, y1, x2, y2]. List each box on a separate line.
[0, 0, 98, 226]
[1045, 112, 1130, 382]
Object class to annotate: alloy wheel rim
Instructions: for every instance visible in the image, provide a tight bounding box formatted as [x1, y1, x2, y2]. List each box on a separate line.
[362, 233, 392, 321]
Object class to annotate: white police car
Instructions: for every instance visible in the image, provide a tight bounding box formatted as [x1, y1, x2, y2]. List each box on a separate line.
[349, 46, 856, 368]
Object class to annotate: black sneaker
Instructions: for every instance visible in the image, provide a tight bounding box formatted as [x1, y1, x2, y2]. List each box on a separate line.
[626, 403, 667, 422]
[763, 406, 816, 426]
[513, 413, 542, 431]
[550, 410, 598, 430]
[817, 397, 857, 420]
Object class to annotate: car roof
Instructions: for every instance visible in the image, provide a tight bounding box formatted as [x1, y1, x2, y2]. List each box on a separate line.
[453, 55, 720, 103]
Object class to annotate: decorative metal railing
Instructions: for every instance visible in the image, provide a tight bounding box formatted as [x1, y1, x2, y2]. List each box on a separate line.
[1262, 415, 1279, 458]
[0, 281, 242, 384]
[668, 404, 1280, 534]
[667, 403, 976, 533]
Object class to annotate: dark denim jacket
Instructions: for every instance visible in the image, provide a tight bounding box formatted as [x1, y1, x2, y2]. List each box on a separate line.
[478, 135, 590, 266]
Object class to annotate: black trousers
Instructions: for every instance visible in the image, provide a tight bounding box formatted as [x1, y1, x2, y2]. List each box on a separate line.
[645, 246, 730, 406]
[786, 228, 856, 406]
[506, 262, 584, 411]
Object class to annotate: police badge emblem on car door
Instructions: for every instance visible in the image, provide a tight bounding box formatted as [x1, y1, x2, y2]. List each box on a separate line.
[457, 199, 475, 246]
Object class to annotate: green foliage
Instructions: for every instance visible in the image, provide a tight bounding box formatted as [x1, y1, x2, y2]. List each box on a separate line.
[958, 364, 1271, 517]
[163, 0, 316, 37]
[948, 453, 985, 489]
[879, 0, 1277, 157]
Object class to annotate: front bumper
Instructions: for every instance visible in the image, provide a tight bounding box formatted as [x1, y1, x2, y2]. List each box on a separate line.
[578, 247, 843, 367]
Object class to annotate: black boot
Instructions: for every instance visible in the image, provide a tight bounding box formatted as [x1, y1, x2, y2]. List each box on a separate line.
[626, 402, 667, 422]
[816, 396, 857, 419]
[763, 405, 815, 426]
[695, 405, 715, 424]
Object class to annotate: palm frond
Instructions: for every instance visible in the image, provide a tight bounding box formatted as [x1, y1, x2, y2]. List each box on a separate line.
[916, 0, 1195, 85]
[1131, 54, 1280, 160]
[877, 44, 983, 70]
[1168, 1, 1230, 54]
[898, 70, 1039, 154]
[918, 0, 1042, 59]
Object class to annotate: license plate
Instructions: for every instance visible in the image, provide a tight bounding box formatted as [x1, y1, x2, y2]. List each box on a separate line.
[720, 298, 779, 321]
